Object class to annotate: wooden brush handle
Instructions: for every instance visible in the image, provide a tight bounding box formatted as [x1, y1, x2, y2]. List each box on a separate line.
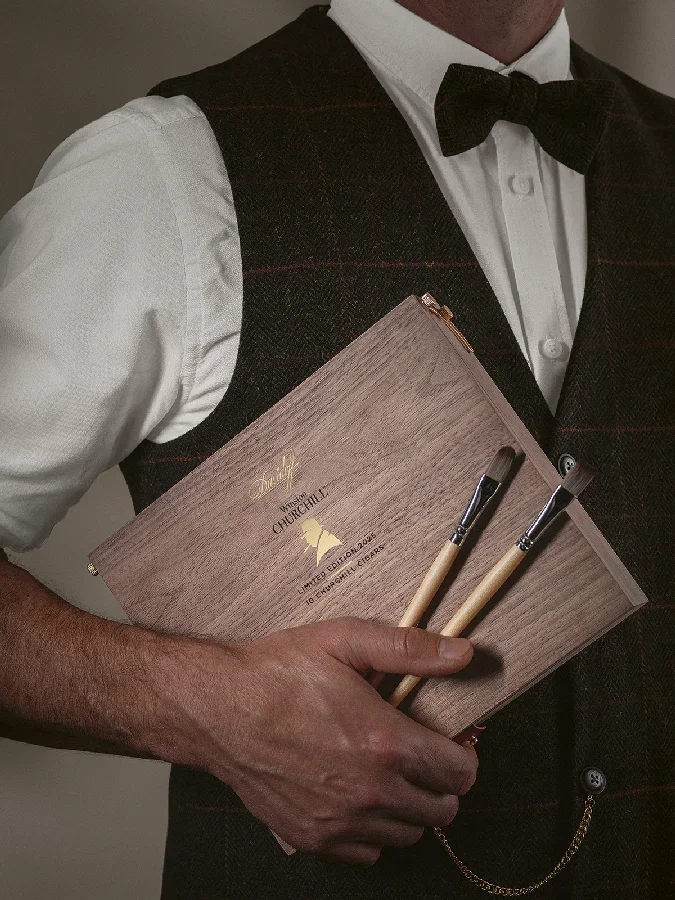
[440, 543, 525, 638]
[388, 544, 526, 708]
[387, 672, 424, 707]
[398, 540, 461, 628]
[369, 540, 461, 691]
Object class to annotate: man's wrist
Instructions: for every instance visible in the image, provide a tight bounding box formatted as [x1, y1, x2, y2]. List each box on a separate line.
[141, 631, 241, 776]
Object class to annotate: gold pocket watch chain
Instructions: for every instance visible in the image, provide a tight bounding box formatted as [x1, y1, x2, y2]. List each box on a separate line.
[433, 794, 595, 896]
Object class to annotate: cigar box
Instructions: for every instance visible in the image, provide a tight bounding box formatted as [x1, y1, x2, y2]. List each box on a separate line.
[89, 293, 646, 741]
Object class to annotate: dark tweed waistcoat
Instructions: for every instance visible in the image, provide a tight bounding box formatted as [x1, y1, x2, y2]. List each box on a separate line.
[120, 7, 675, 898]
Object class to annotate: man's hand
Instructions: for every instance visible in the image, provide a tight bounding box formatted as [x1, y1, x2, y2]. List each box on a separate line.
[169, 617, 477, 866]
[1, 554, 476, 866]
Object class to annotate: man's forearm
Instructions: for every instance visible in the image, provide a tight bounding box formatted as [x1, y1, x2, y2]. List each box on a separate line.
[0, 716, 152, 755]
[0, 553, 194, 759]
[0, 550, 484, 862]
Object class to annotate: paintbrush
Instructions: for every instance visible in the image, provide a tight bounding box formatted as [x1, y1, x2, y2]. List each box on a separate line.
[395, 446, 516, 628]
[368, 447, 515, 689]
[388, 460, 596, 707]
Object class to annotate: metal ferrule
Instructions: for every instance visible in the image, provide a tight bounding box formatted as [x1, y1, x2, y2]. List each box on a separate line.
[515, 485, 575, 552]
[450, 474, 501, 545]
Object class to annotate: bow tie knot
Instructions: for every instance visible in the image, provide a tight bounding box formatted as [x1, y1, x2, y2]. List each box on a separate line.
[503, 71, 539, 127]
[434, 63, 616, 174]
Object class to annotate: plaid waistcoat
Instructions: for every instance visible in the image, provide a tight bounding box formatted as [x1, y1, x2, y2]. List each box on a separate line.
[120, 7, 675, 898]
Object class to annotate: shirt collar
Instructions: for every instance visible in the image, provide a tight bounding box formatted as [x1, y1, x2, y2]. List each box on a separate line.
[328, 0, 572, 107]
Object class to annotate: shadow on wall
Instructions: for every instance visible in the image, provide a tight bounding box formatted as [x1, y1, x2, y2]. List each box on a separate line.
[566, 0, 674, 96]
[1, 0, 313, 217]
[0, 735, 170, 900]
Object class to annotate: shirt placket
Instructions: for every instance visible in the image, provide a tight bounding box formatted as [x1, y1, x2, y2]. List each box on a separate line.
[493, 121, 573, 413]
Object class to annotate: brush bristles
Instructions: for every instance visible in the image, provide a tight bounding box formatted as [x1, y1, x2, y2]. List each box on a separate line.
[485, 446, 516, 483]
[561, 459, 596, 496]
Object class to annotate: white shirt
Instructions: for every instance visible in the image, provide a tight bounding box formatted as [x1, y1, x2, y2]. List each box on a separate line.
[0, 0, 585, 553]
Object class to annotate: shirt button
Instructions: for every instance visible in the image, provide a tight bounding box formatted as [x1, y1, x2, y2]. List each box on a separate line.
[541, 337, 566, 359]
[509, 173, 532, 195]
[580, 767, 607, 795]
[557, 453, 576, 476]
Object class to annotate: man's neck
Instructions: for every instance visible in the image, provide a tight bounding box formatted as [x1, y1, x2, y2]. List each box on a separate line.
[395, 0, 565, 64]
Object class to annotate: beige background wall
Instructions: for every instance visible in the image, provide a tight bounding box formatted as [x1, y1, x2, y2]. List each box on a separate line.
[1, 1, 674, 898]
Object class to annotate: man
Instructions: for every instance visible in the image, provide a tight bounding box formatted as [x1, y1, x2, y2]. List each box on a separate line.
[1, 0, 673, 897]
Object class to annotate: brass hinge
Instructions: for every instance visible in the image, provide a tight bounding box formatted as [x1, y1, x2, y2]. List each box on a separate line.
[418, 292, 474, 354]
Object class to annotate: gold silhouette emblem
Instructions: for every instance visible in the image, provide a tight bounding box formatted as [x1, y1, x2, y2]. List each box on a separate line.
[300, 519, 342, 566]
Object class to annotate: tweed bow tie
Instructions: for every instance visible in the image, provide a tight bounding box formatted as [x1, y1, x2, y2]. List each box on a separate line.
[434, 63, 616, 174]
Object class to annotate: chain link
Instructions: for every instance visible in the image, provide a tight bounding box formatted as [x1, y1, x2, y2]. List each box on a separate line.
[433, 795, 595, 896]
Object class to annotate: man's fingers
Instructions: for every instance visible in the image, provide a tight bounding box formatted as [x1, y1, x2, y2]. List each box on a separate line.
[384, 780, 460, 827]
[318, 818, 427, 864]
[396, 719, 479, 795]
[349, 818, 426, 848]
[317, 841, 381, 867]
[324, 617, 473, 676]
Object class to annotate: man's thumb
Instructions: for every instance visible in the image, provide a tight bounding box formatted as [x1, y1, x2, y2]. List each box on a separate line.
[325, 617, 473, 676]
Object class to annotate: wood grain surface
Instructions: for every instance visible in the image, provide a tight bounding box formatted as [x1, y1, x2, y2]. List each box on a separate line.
[91, 294, 647, 740]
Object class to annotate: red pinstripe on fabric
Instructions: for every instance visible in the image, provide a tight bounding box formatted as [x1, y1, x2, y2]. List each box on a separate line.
[242, 260, 480, 276]
[143, 455, 210, 464]
[178, 784, 675, 818]
[558, 425, 675, 432]
[607, 110, 675, 125]
[596, 257, 675, 266]
[203, 102, 392, 112]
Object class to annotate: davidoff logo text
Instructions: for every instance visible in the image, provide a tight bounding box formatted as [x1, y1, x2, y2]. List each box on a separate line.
[249, 450, 300, 501]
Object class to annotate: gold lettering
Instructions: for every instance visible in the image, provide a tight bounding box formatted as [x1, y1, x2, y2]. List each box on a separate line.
[249, 449, 301, 501]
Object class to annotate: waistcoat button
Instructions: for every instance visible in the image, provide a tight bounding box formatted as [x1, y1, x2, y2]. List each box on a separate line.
[580, 767, 607, 794]
[557, 453, 576, 477]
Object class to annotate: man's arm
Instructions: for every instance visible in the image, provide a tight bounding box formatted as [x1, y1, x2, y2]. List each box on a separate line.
[0, 549, 184, 757]
[0, 548, 140, 755]
[0, 718, 150, 755]
[0, 548, 478, 864]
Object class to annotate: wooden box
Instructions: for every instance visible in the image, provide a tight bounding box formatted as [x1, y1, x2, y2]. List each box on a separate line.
[90, 293, 646, 740]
